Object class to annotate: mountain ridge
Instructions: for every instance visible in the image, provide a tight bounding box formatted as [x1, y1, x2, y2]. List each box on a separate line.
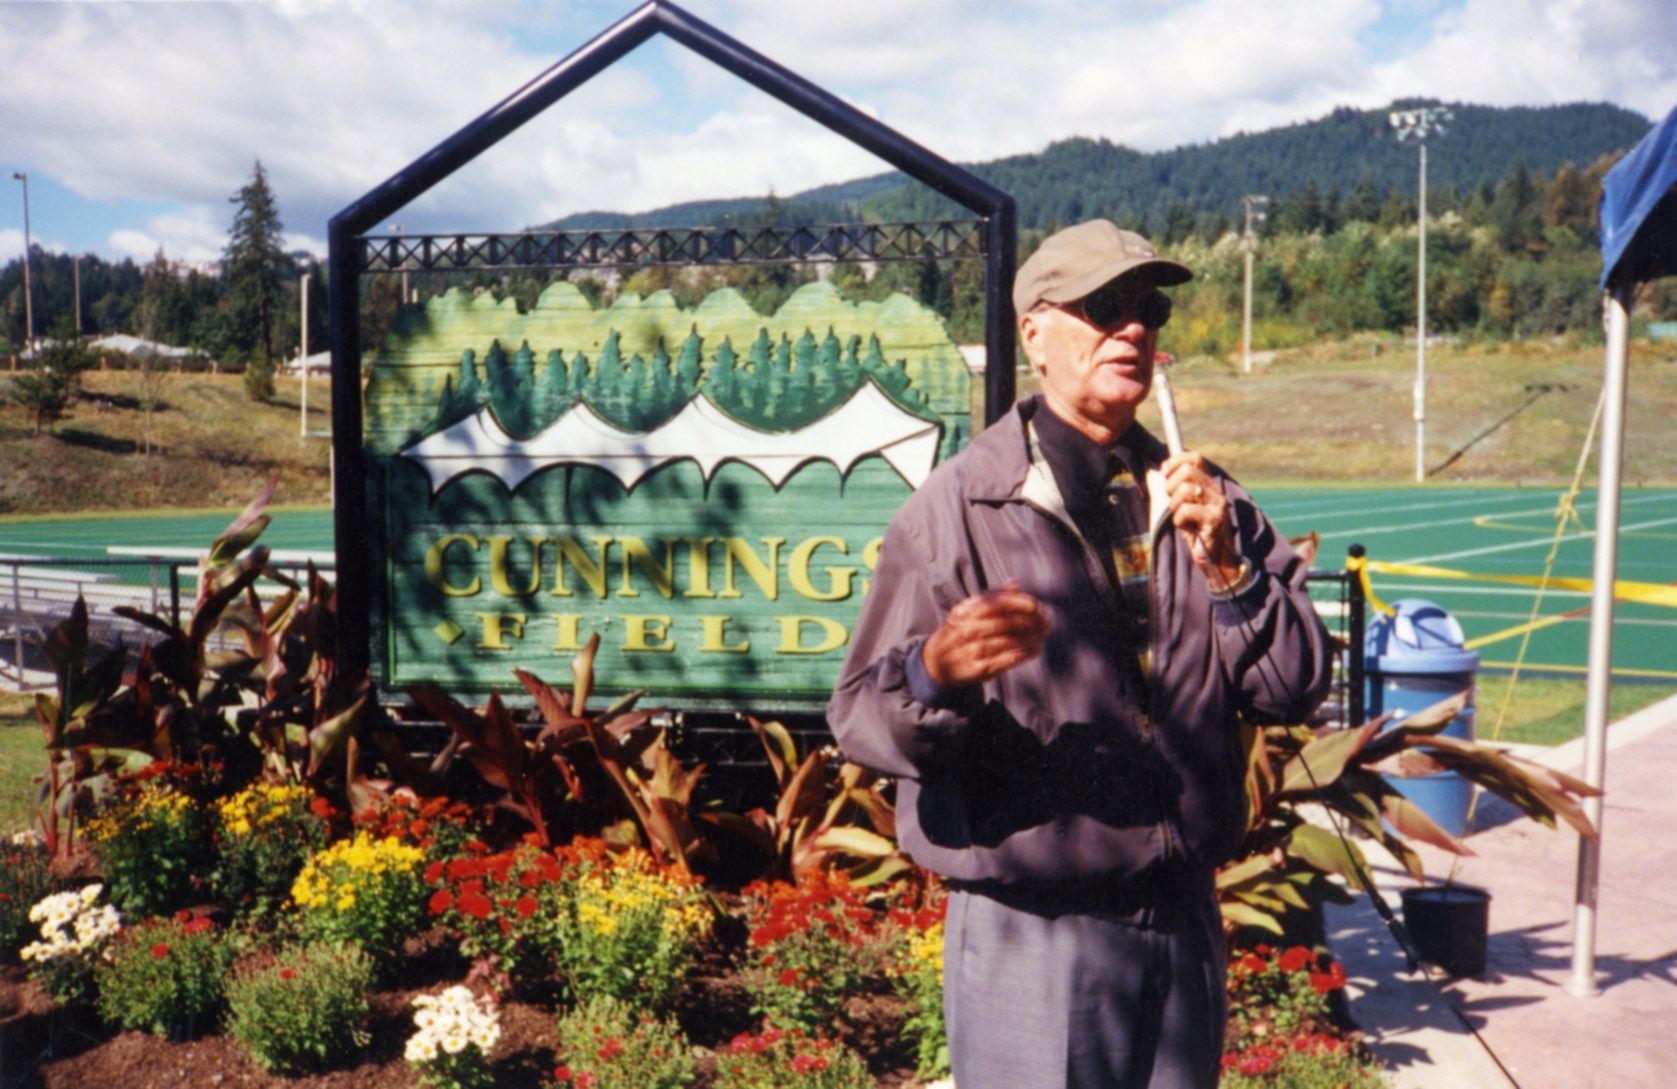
[539, 99, 1650, 235]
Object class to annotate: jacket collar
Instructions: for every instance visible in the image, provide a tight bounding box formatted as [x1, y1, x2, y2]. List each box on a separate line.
[965, 395, 1175, 534]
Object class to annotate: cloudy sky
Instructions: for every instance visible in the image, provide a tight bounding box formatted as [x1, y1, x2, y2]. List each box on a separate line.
[2, 0, 1674, 265]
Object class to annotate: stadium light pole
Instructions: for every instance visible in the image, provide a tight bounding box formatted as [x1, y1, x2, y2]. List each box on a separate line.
[10, 172, 33, 353]
[1390, 106, 1451, 483]
[1241, 194, 1269, 375]
[299, 271, 312, 439]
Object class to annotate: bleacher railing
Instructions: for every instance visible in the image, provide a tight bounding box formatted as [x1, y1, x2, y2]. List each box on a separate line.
[0, 555, 335, 692]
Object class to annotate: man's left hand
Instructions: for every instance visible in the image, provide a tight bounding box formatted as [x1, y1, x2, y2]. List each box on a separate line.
[1162, 451, 1242, 590]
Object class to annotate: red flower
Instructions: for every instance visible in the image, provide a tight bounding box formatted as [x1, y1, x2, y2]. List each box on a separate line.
[598, 1037, 623, 1060]
[175, 909, 193, 923]
[429, 889, 454, 916]
[1239, 953, 1266, 974]
[575, 1072, 598, 1089]
[1279, 946, 1312, 973]
[424, 861, 445, 884]
[553, 1065, 572, 1082]
[280, 968, 296, 981]
[183, 918, 212, 937]
[459, 892, 493, 921]
[1308, 961, 1348, 994]
[150, 942, 170, 960]
[515, 896, 537, 919]
[779, 968, 801, 987]
[310, 796, 333, 820]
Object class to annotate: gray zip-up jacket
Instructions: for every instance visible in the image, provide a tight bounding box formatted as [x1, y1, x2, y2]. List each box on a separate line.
[828, 397, 1332, 888]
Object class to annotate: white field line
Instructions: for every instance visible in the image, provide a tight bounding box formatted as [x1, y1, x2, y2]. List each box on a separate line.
[1397, 514, 1677, 565]
[1260, 488, 1552, 521]
[1315, 490, 1669, 543]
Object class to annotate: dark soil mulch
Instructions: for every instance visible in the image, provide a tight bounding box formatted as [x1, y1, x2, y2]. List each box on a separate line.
[0, 923, 928, 1089]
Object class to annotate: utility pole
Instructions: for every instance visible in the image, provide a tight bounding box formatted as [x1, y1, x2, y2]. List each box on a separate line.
[73, 255, 81, 336]
[10, 172, 32, 352]
[299, 271, 312, 439]
[1390, 106, 1451, 483]
[1240, 195, 1268, 375]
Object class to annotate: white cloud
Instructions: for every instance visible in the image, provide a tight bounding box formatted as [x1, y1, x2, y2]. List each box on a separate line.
[106, 208, 230, 265]
[0, 227, 67, 262]
[1, 0, 1672, 260]
[1364, 0, 1677, 117]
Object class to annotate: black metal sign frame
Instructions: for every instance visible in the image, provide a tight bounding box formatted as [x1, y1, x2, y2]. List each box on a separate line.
[328, 0, 1017, 681]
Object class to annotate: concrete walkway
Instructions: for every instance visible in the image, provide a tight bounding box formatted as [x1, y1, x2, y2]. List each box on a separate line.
[1328, 693, 1677, 1089]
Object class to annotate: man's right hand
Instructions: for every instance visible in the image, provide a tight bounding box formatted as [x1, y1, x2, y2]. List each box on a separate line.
[921, 589, 1051, 688]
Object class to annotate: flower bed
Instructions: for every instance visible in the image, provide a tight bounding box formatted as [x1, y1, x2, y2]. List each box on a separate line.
[2, 497, 1401, 1086]
[1, 781, 1381, 1088]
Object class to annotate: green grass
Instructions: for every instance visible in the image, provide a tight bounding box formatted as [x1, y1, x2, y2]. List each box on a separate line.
[1475, 675, 1677, 747]
[0, 692, 40, 835]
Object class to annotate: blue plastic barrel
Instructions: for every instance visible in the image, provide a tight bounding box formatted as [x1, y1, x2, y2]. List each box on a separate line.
[1364, 599, 1479, 837]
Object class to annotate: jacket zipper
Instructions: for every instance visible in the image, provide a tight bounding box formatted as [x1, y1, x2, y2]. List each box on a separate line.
[1148, 519, 1177, 863]
[1019, 492, 1180, 866]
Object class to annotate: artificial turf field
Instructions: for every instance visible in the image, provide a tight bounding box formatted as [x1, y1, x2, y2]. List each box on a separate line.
[1, 484, 1673, 680]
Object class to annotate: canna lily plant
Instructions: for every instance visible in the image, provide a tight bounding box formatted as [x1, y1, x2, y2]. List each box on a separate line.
[1218, 689, 1601, 936]
[702, 717, 908, 886]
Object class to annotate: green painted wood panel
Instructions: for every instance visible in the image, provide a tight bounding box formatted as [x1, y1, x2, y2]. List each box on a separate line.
[364, 282, 969, 709]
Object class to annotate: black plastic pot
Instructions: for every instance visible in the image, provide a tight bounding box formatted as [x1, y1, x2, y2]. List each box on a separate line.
[1401, 884, 1490, 978]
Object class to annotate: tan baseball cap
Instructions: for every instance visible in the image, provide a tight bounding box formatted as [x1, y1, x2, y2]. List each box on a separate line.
[1013, 219, 1192, 316]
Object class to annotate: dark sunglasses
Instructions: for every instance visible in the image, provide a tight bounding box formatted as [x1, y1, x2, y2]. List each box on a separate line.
[1068, 288, 1172, 330]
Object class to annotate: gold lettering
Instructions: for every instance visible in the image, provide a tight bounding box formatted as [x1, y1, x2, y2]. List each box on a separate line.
[487, 536, 544, 597]
[617, 538, 676, 599]
[551, 536, 611, 598]
[424, 534, 483, 597]
[622, 614, 675, 652]
[698, 615, 750, 653]
[475, 612, 527, 650]
[776, 615, 848, 655]
[720, 537, 784, 600]
[683, 537, 717, 598]
[788, 536, 853, 602]
[861, 536, 883, 596]
[552, 614, 585, 652]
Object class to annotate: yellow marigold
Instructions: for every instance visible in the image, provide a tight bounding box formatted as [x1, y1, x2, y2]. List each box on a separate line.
[217, 782, 311, 839]
[87, 782, 195, 842]
[290, 832, 423, 910]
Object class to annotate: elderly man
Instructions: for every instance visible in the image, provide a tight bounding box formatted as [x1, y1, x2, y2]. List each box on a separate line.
[828, 220, 1332, 1089]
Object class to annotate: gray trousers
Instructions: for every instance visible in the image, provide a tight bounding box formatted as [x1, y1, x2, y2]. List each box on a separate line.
[943, 886, 1227, 1089]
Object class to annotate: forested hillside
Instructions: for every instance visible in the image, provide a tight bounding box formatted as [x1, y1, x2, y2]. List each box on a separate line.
[544, 100, 1649, 237]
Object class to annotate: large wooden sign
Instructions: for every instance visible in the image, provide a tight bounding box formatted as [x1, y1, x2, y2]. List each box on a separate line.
[363, 280, 970, 708]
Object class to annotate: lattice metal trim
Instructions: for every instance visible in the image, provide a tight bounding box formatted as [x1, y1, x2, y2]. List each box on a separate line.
[357, 219, 986, 274]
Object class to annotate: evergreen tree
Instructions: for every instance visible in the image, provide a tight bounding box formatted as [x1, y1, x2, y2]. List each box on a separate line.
[137, 250, 189, 345]
[676, 326, 702, 395]
[1344, 172, 1382, 224]
[222, 160, 287, 401]
[538, 349, 569, 424]
[707, 337, 738, 408]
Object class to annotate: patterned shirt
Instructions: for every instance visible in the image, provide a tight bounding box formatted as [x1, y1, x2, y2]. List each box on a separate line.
[1030, 406, 1153, 669]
